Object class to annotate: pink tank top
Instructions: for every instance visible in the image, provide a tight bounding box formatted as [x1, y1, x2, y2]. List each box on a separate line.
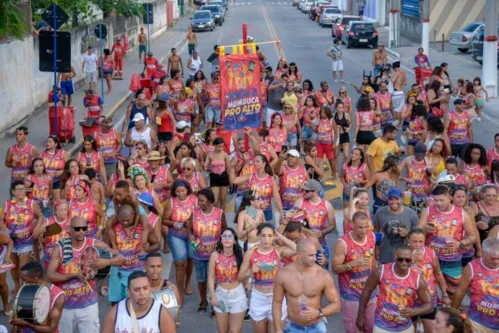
[69, 198, 98, 237]
[249, 174, 273, 211]
[317, 118, 334, 144]
[41, 149, 65, 182]
[425, 205, 464, 261]
[210, 159, 226, 175]
[215, 253, 238, 283]
[10, 143, 34, 181]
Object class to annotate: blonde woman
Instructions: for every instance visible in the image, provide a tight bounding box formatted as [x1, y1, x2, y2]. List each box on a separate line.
[337, 86, 352, 113]
[282, 103, 300, 149]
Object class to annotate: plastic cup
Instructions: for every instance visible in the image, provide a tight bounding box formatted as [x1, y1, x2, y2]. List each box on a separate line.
[403, 191, 412, 206]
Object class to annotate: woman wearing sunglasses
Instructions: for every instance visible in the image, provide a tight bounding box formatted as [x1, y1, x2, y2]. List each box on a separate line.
[68, 179, 104, 239]
[470, 184, 499, 243]
[208, 227, 247, 333]
[178, 157, 207, 194]
[337, 86, 352, 113]
[60, 159, 90, 201]
[25, 158, 53, 218]
[41, 135, 68, 201]
[237, 223, 296, 333]
[129, 140, 150, 171]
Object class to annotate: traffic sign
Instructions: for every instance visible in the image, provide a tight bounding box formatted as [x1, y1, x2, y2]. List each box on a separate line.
[94, 24, 108, 39]
[39, 31, 72, 72]
[143, 3, 154, 24]
[42, 3, 69, 30]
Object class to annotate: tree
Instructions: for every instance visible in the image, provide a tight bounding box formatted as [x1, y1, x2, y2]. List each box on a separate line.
[0, 0, 29, 39]
[92, 0, 143, 18]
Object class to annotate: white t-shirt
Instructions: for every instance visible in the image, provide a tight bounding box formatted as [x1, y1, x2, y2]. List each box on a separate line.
[328, 45, 342, 61]
[83, 53, 98, 73]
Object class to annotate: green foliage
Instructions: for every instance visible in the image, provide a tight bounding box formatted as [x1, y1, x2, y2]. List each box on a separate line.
[91, 0, 144, 17]
[0, 0, 29, 39]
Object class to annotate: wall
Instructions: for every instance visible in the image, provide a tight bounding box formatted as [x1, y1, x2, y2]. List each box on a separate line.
[401, 0, 485, 43]
[0, 0, 168, 134]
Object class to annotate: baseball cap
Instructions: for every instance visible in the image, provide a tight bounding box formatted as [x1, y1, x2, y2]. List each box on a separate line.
[147, 51, 153, 57]
[132, 113, 145, 122]
[287, 149, 300, 157]
[176, 120, 188, 129]
[387, 187, 402, 199]
[138, 192, 154, 207]
[302, 179, 322, 192]
[453, 98, 464, 105]
[414, 142, 427, 157]
[158, 93, 170, 102]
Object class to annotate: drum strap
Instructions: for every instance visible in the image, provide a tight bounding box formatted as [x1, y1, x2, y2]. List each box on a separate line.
[128, 298, 140, 333]
[58, 237, 74, 265]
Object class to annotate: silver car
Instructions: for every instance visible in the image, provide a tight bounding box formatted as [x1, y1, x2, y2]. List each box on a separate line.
[450, 21, 483, 53]
[319, 7, 342, 27]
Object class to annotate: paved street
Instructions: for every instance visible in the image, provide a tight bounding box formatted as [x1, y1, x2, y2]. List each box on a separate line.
[0, 0, 490, 330]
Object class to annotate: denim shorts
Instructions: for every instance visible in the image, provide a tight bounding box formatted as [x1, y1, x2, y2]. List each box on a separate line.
[194, 258, 209, 283]
[287, 132, 298, 146]
[205, 105, 221, 123]
[284, 320, 327, 333]
[302, 126, 317, 141]
[168, 233, 194, 262]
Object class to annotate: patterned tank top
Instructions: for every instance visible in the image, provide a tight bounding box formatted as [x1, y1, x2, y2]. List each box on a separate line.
[249, 174, 273, 211]
[193, 207, 223, 260]
[317, 119, 334, 144]
[215, 253, 239, 283]
[114, 223, 144, 271]
[4, 199, 35, 248]
[425, 205, 464, 261]
[69, 198, 98, 238]
[280, 165, 308, 211]
[250, 246, 280, 289]
[412, 247, 437, 307]
[41, 149, 65, 182]
[10, 143, 34, 181]
[468, 259, 499, 330]
[169, 195, 198, 238]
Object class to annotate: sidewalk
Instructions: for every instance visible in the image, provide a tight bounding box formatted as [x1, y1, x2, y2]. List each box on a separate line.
[0, 15, 192, 198]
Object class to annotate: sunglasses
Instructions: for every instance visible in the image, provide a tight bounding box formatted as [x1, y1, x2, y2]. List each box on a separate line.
[304, 190, 315, 193]
[396, 257, 412, 263]
[221, 234, 234, 240]
[136, 147, 145, 150]
[184, 167, 193, 171]
[73, 226, 88, 232]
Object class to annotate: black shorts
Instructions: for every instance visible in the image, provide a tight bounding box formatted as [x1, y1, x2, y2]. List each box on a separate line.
[451, 143, 468, 159]
[411, 307, 437, 321]
[210, 171, 230, 187]
[158, 132, 173, 142]
[339, 132, 350, 144]
[357, 130, 375, 145]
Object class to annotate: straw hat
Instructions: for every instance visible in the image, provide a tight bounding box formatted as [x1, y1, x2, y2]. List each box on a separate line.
[148, 151, 165, 161]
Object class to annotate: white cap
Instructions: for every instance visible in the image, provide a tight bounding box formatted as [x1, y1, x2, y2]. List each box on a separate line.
[287, 149, 300, 157]
[132, 113, 145, 122]
[176, 120, 189, 129]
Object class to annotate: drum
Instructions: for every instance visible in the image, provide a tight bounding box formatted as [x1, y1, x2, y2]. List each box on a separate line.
[152, 288, 180, 325]
[14, 284, 51, 324]
[80, 247, 112, 280]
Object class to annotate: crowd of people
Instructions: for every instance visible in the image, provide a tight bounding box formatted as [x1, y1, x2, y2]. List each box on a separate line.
[1, 18, 499, 333]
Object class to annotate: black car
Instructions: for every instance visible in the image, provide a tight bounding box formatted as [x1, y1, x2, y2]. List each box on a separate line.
[200, 5, 224, 25]
[472, 26, 499, 65]
[341, 21, 378, 48]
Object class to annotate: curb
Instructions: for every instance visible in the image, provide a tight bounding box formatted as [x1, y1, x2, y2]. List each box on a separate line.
[386, 47, 400, 59]
[67, 39, 187, 157]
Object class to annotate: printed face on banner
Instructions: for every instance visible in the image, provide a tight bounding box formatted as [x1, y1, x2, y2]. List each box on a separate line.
[220, 54, 262, 131]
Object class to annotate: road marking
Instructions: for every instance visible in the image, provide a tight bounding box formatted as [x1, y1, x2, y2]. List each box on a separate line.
[262, 5, 285, 58]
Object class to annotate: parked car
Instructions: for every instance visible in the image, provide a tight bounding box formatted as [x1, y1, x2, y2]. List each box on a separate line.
[293, 0, 301, 6]
[200, 5, 224, 25]
[341, 21, 378, 48]
[209, 0, 228, 13]
[190, 10, 215, 32]
[301, 0, 314, 13]
[319, 7, 342, 27]
[471, 25, 499, 65]
[309, 1, 329, 20]
[332, 15, 361, 38]
[450, 21, 483, 53]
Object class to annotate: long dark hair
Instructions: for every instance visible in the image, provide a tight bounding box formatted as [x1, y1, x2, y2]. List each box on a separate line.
[463, 143, 487, 167]
[378, 154, 400, 177]
[235, 191, 256, 224]
[216, 227, 244, 269]
[302, 79, 314, 92]
[170, 179, 193, 198]
[347, 147, 365, 167]
[356, 96, 371, 112]
[28, 158, 46, 175]
[46, 135, 62, 151]
[255, 154, 273, 176]
[491, 160, 499, 183]
[81, 135, 98, 152]
[61, 159, 82, 188]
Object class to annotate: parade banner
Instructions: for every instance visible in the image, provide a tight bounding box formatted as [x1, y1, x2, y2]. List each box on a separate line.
[220, 54, 262, 131]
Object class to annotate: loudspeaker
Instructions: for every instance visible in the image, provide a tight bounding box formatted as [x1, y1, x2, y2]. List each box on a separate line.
[39, 31, 72, 73]
[143, 3, 154, 24]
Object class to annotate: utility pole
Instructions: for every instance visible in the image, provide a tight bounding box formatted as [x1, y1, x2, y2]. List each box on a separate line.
[389, 0, 401, 47]
[482, 0, 497, 97]
[421, 0, 430, 55]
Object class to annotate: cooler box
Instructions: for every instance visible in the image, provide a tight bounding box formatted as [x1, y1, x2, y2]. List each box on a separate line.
[79, 117, 102, 138]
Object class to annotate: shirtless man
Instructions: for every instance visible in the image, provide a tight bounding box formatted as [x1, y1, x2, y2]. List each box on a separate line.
[372, 44, 387, 78]
[391, 61, 407, 129]
[186, 27, 197, 56]
[138, 28, 147, 62]
[57, 65, 77, 107]
[273, 239, 341, 333]
[167, 48, 184, 78]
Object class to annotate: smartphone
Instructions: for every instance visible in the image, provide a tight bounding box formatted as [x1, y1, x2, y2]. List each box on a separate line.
[248, 61, 255, 72]
[281, 145, 288, 152]
[225, 60, 231, 68]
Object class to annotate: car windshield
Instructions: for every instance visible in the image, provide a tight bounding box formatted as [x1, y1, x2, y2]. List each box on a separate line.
[202, 6, 220, 13]
[194, 11, 211, 19]
[462, 23, 480, 33]
[341, 17, 360, 25]
[352, 23, 374, 30]
[325, 8, 341, 14]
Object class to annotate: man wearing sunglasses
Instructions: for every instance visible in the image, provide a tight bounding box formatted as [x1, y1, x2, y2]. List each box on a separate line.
[47, 216, 125, 333]
[418, 185, 476, 301]
[357, 245, 433, 333]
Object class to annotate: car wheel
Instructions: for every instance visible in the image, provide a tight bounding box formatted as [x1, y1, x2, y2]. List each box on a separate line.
[458, 48, 469, 53]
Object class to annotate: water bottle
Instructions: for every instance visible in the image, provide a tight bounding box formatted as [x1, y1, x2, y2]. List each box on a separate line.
[298, 294, 308, 315]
